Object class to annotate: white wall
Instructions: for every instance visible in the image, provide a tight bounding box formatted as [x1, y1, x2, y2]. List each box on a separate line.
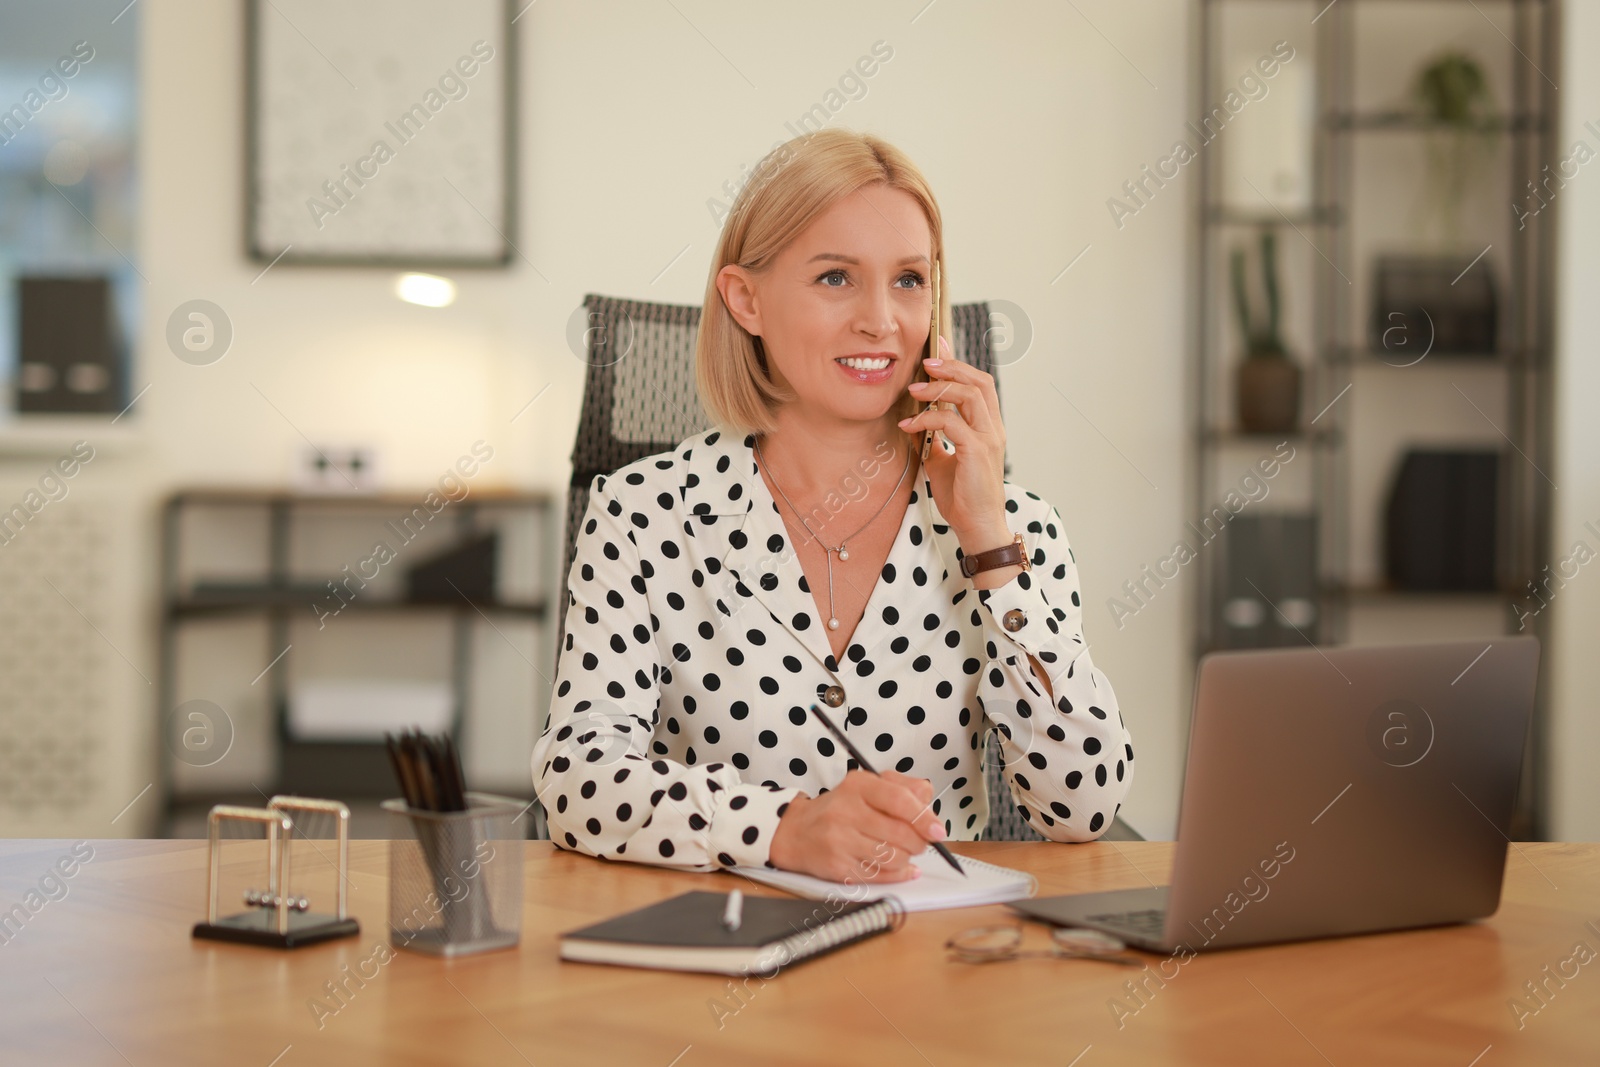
[1549, 2, 1600, 841]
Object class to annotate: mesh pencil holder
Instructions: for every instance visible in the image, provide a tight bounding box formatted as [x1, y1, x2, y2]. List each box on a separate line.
[382, 792, 525, 957]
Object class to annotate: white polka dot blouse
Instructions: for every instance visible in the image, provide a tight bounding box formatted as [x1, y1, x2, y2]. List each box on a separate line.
[532, 429, 1134, 871]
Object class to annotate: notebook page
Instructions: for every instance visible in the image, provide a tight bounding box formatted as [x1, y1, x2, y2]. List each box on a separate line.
[732, 849, 1036, 912]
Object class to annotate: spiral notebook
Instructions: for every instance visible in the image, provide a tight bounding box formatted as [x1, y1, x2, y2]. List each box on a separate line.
[734, 850, 1037, 912]
[559, 891, 904, 975]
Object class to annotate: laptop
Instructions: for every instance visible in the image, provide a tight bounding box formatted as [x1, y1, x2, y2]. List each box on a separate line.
[1010, 636, 1540, 952]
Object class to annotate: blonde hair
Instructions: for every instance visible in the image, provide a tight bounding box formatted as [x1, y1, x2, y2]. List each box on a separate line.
[696, 128, 948, 436]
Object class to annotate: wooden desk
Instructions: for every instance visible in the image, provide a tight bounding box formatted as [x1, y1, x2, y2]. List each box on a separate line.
[0, 840, 1594, 1066]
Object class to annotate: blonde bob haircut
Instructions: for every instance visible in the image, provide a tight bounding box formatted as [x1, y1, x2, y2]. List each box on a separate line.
[696, 128, 949, 437]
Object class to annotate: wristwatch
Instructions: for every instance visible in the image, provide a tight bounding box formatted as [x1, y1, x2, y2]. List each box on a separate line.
[959, 532, 1031, 578]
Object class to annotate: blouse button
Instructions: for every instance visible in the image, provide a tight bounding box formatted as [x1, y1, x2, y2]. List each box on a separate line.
[1002, 609, 1027, 632]
[822, 685, 846, 708]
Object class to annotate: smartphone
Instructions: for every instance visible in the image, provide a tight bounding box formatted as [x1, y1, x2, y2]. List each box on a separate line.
[921, 258, 941, 463]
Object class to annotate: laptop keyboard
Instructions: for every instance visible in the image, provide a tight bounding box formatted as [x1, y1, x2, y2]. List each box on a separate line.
[1086, 908, 1167, 939]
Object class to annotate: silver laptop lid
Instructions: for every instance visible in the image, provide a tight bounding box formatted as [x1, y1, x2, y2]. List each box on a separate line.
[1164, 637, 1539, 951]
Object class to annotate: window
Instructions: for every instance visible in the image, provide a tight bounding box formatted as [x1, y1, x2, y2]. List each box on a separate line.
[0, 2, 138, 417]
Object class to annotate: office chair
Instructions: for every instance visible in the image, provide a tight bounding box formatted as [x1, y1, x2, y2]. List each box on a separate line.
[545, 293, 1138, 844]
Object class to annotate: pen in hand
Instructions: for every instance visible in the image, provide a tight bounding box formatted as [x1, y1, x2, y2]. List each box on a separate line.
[807, 703, 967, 878]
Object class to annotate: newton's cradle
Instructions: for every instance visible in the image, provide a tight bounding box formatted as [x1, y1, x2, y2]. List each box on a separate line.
[191, 796, 361, 949]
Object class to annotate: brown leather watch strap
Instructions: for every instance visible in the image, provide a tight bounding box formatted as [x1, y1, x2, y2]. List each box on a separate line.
[960, 532, 1030, 578]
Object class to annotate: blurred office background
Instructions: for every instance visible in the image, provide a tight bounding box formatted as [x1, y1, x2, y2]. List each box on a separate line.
[0, 0, 1592, 842]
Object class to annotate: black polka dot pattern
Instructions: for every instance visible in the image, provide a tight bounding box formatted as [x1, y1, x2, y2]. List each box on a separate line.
[531, 429, 1135, 870]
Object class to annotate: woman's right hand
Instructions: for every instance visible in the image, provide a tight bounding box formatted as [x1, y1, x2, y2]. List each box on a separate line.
[767, 770, 945, 883]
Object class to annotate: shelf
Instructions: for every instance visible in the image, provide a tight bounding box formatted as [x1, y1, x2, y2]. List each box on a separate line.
[1204, 205, 1341, 228]
[170, 487, 554, 507]
[1322, 582, 1521, 601]
[169, 592, 548, 620]
[1324, 346, 1538, 368]
[1324, 111, 1548, 135]
[0, 414, 143, 458]
[162, 790, 537, 839]
[1201, 426, 1339, 445]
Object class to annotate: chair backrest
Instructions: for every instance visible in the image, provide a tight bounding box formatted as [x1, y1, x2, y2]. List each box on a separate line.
[550, 294, 1040, 840]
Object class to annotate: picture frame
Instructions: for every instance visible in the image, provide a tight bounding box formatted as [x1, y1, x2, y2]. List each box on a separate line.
[245, 0, 517, 267]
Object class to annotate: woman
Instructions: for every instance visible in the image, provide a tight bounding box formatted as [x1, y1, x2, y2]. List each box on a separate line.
[532, 128, 1133, 884]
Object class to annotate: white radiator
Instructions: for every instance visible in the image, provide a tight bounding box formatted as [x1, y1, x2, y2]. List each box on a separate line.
[0, 491, 153, 837]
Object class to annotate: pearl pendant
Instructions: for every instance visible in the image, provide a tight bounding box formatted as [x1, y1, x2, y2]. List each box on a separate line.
[828, 618, 840, 630]
[837, 546, 849, 561]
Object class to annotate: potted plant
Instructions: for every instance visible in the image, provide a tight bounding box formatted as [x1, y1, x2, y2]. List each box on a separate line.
[1413, 51, 1497, 251]
[1232, 226, 1300, 433]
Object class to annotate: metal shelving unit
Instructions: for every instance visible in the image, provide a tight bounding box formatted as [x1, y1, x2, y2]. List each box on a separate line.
[157, 489, 557, 834]
[1193, 0, 1558, 836]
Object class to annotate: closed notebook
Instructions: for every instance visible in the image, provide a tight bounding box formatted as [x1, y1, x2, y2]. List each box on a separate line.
[559, 891, 904, 976]
[734, 850, 1037, 912]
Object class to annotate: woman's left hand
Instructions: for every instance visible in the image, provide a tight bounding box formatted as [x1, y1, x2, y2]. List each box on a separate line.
[898, 335, 1012, 553]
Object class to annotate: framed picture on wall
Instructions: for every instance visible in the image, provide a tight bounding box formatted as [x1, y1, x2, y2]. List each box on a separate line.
[246, 0, 516, 266]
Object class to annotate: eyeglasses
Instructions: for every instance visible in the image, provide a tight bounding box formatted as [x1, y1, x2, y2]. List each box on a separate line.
[944, 924, 1143, 966]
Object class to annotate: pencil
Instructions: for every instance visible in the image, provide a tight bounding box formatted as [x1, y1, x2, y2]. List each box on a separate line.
[807, 703, 966, 877]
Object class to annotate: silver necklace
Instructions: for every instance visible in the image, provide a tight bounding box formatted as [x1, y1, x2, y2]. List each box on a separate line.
[754, 437, 913, 631]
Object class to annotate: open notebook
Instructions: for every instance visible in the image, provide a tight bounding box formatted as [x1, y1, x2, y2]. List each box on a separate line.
[735, 849, 1036, 912]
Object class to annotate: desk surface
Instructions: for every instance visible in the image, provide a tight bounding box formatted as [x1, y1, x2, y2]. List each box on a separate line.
[0, 839, 1594, 1066]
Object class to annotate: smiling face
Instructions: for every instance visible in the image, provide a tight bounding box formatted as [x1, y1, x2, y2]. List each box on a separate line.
[717, 182, 934, 429]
